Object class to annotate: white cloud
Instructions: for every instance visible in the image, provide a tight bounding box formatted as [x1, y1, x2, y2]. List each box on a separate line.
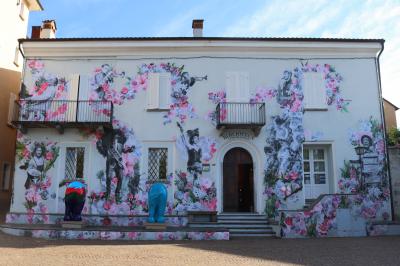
[222, 0, 400, 126]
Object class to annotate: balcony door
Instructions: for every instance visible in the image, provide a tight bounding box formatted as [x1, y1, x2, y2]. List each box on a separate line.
[223, 147, 254, 212]
[225, 72, 249, 123]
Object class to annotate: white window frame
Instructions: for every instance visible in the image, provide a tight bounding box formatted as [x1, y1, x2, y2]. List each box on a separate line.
[148, 148, 168, 180]
[56, 143, 90, 212]
[1, 162, 12, 191]
[142, 141, 174, 182]
[19, 1, 27, 21]
[303, 72, 327, 110]
[13, 46, 20, 67]
[146, 72, 170, 110]
[303, 145, 331, 199]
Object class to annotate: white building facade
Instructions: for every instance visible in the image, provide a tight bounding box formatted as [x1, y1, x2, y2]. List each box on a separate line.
[7, 37, 392, 238]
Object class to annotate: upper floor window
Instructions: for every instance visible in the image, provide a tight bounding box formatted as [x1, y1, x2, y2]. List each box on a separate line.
[148, 148, 168, 180]
[147, 72, 170, 110]
[303, 72, 326, 110]
[19, 1, 27, 21]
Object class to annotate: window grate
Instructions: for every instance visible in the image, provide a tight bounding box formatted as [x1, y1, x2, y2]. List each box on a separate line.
[65, 147, 85, 179]
[148, 148, 168, 181]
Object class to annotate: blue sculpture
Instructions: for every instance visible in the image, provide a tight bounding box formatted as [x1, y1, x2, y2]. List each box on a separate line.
[147, 182, 167, 223]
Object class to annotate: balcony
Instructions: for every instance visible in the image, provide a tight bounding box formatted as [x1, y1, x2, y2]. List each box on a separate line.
[216, 102, 266, 135]
[11, 100, 113, 133]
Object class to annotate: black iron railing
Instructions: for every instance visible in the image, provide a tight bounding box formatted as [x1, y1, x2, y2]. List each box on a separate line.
[12, 100, 113, 127]
[216, 102, 266, 129]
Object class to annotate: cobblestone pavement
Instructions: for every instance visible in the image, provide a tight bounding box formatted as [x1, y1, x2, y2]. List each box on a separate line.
[0, 232, 399, 266]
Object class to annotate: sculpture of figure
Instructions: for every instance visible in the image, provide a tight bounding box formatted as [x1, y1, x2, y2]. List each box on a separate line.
[64, 180, 87, 221]
[24, 145, 45, 189]
[147, 182, 168, 223]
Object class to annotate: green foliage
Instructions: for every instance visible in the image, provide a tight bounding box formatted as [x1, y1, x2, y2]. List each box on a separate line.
[265, 195, 278, 219]
[387, 127, 400, 146]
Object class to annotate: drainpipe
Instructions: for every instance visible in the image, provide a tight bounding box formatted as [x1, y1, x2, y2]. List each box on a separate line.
[375, 40, 395, 221]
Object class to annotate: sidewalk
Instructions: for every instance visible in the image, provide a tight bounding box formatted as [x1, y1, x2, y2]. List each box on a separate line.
[0, 230, 398, 266]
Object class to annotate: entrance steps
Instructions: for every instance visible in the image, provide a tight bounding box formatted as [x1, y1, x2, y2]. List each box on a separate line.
[188, 213, 276, 238]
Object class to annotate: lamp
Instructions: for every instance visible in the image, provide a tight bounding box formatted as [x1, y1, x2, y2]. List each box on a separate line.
[354, 145, 367, 191]
[354, 145, 367, 156]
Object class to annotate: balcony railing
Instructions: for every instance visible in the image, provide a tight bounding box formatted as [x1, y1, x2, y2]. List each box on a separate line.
[216, 102, 266, 129]
[11, 100, 113, 131]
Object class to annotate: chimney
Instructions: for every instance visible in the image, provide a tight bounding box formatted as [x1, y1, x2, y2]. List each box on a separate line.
[192, 19, 204, 37]
[40, 20, 57, 39]
[31, 26, 41, 39]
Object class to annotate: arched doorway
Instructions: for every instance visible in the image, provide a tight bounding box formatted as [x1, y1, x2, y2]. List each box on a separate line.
[223, 147, 254, 212]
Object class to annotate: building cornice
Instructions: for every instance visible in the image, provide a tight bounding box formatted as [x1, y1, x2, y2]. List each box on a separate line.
[19, 38, 383, 58]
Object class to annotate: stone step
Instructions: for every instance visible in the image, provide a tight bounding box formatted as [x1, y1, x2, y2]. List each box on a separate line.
[229, 228, 275, 233]
[216, 220, 269, 224]
[230, 233, 276, 237]
[218, 216, 268, 221]
[188, 223, 272, 229]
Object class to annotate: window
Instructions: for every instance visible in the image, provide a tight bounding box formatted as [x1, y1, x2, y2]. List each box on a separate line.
[13, 46, 20, 67]
[65, 147, 85, 179]
[19, 2, 27, 20]
[146, 72, 170, 110]
[148, 148, 168, 180]
[1, 163, 11, 191]
[303, 148, 327, 185]
[225, 71, 249, 102]
[303, 72, 326, 109]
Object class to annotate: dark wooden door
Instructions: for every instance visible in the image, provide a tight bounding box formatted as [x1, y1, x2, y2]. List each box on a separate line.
[223, 148, 254, 212]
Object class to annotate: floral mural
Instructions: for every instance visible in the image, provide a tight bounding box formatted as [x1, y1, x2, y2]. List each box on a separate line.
[173, 171, 217, 212]
[137, 63, 207, 125]
[20, 60, 69, 121]
[300, 63, 349, 112]
[15, 131, 59, 224]
[280, 117, 390, 238]
[264, 67, 305, 218]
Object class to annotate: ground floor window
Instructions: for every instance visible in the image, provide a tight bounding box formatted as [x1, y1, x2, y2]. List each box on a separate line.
[303, 145, 331, 199]
[65, 147, 85, 179]
[148, 148, 168, 181]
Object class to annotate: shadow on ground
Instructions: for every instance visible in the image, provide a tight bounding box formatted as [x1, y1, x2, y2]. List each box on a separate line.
[0, 231, 399, 266]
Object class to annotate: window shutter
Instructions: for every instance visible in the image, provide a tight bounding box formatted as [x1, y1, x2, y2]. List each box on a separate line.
[147, 73, 160, 109]
[304, 72, 326, 109]
[66, 74, 80, 122]
[7, 93, 17, 126]
[13, 46, 20, 67]
[159, 72, 170, 109]
[238, 72, 249, 101]
[225, 72, 237, 102]
[19, 2, 26, 20]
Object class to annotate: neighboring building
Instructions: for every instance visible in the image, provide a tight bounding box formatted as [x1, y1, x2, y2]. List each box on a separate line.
[0, 0, 42, 219]
[4, 21, 393, 238]
[383, 98, 399, 131]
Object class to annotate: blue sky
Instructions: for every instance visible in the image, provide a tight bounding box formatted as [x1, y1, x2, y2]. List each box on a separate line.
[29, 0, 400, 123]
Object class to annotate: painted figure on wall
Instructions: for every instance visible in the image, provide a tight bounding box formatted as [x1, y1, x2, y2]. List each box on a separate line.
[177, 122, 202, 178]
[93, 64, 117, 101]
[277, 70, 292, 105]
[96, 127, 135, 200]
[24, 145, 45, 189]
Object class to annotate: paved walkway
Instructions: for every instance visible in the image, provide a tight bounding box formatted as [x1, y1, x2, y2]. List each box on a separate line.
[0, 231, 399, 266]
